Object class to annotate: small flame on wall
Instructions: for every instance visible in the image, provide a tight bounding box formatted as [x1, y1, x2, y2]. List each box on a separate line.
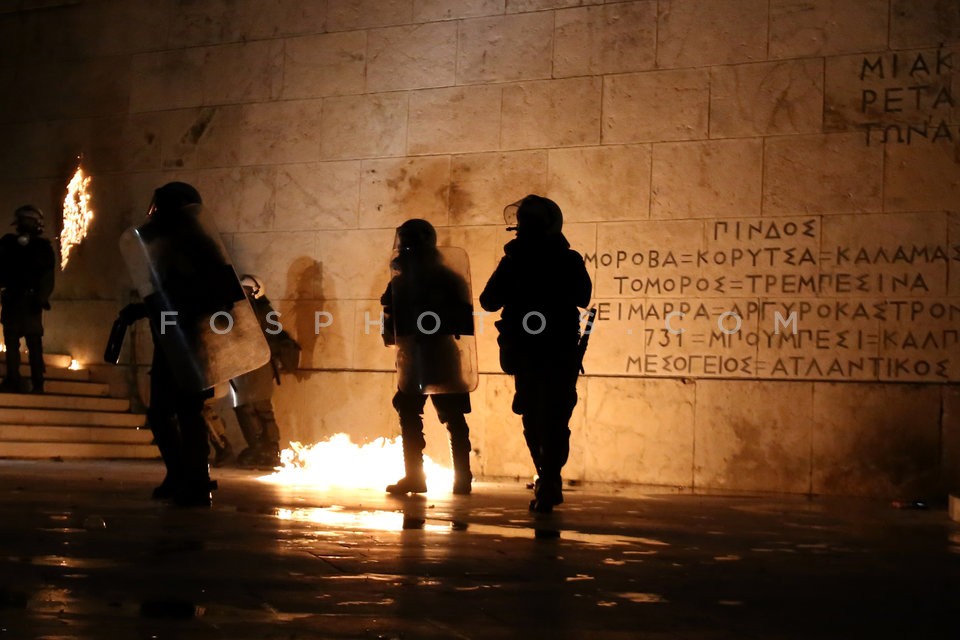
[60, 162, 94, 270]
[68, 359, 81, 371]
[259, 433, 454, 492]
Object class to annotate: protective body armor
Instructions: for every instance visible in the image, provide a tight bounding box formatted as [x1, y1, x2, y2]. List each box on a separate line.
[119, 209, 270, 392]
[386, 245, 477, 395]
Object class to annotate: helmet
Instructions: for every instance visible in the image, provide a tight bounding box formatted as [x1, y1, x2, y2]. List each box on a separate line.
[240, 274, 265, 299]
[504, 195, 562, 237]
[13, 204, 43, 229]
[149, 182, 202, 217]
[394, 218, 437, 253]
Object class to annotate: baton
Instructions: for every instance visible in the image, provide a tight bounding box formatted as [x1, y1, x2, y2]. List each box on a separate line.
[103, 317, 129, 365]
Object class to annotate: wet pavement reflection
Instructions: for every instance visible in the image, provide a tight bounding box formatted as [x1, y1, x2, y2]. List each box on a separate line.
[0, 460, 957, 638]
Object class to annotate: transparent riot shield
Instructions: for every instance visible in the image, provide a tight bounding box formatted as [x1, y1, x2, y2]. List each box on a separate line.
[119, 208, 270, 393]
[389, 246, 478, 395]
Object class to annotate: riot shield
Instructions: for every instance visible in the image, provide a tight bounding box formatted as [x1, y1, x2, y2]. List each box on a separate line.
[119, 208, 270, 393]
[389, 246, 478, 395]
[228, 362, 275, 407]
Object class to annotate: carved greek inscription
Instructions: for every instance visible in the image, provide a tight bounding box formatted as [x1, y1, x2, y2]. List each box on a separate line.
[591, 216, 959, 382]
[856, 48, 956, 145]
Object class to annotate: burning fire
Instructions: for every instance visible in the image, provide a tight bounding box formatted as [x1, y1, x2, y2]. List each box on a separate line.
[60, 162, 94, 270]
[259, 433, 455, 493]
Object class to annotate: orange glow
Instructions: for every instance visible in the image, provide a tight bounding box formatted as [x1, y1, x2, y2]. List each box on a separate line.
[275, 506, 451, 533]
[68, 359, 81, 371]
[60, 162, 94, 270]
[259, 433, 454, 493]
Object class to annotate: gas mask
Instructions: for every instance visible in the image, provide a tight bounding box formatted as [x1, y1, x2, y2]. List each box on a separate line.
[13, 207, 43, 243]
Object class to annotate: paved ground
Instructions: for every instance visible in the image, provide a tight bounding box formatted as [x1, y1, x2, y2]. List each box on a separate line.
[0, 460, 957, 639]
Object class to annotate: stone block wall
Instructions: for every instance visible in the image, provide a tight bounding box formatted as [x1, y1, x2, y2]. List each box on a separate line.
[0, 0, 958, 497]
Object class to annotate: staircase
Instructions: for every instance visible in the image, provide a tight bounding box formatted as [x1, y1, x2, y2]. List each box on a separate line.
[0, 353, 156, 460]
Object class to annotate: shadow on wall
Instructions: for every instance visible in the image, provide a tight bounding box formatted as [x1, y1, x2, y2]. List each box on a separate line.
[285, 256, 322, 374]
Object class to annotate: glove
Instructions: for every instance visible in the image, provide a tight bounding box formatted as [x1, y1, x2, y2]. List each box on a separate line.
[118, 302, 147, 324]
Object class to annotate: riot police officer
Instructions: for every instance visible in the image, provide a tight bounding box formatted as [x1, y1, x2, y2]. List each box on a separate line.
[0, 205, 56, 394]
[480, 195, 591, 513]
[113, 182, 267, 507]
[381, 219, 477, 495]
[231, 274, 299, 470]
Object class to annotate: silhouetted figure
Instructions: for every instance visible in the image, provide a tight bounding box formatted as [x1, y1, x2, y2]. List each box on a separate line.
[480, 195, 591, 513]
[382, 219, 477, 495]
[231, 273, 299, 470]
[0, 205, 55, 394]
[115, 182, 242, 507]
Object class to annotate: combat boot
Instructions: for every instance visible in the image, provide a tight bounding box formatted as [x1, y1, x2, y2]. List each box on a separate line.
[529, 476, 563, 513]
[451, 445, 472, 495]
[148, 416, 183, 500]
[452, 476, 472, 495]
[447, 416, 472, 495]
[173, 466, 214, 508]
[151, 476, 177, 500]
[173, 487, 212, 508]
[210, 441, 233, 467]
[254, 444, 281, 470]
[236, 446, 260, 469]
[387, 425, 427, 494]
[386, 473, 427, 494]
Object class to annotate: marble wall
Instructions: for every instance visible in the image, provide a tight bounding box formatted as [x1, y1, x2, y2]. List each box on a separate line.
[0, 0, 958, 497]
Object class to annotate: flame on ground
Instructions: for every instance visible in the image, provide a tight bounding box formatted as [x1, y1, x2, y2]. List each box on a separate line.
[60, 163, 94, 270]
[258, 433, 455, 493]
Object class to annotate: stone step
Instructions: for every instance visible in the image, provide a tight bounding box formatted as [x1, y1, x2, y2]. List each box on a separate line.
[0, 424, 153, 444]
[45, 353, 73, 369]
[44, 380, 110, 397]
[0, 407, 144, 428]
[0, 347, 145, 461]
[0, 441, 158, 459]
[0, 351, 73, 369]
[0, 393, 129, 413]
[1, 363, 91, 381]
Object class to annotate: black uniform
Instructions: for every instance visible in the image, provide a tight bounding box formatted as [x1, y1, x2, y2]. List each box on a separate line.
[0, 227, 55, 393]
[382, 219, 475, 495]
[480, 195, 591, 511]
[116, 182, 230, 507]
[138, 305, 215, 505]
